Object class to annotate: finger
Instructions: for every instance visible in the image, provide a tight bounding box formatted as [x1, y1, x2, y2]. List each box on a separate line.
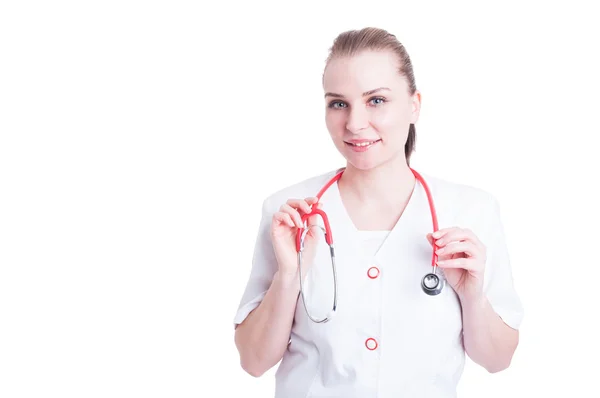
[286, 198, 312, 214]
[280, 204, 303, 228]
[273, 212, 295, 228]
[427, 233, 445, 250]
[308, 201, 322, 217]
[434, 228, 480, 247]
[426, 233, 435, 246]
[305, 196, 319, 205]
[431, 228, 456, 239]
[425, 234, 451, 260]
[430, 228, 458, 249]
[436, 257, 479, 271]
[435, 241, 480, 258]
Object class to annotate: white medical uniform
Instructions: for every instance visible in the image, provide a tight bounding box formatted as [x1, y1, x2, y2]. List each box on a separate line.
[233, 169, 524, 398]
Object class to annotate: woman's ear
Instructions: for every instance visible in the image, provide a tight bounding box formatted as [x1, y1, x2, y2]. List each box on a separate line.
[410, 91, 422, 124]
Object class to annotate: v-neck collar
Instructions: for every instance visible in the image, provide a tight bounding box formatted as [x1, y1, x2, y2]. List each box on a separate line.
[319, 173, 426, 261]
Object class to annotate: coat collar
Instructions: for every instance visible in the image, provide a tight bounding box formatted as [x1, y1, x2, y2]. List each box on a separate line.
[317, 171, 433, 262]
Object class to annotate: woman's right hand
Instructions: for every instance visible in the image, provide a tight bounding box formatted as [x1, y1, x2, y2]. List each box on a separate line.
[271, 197, 323, 279]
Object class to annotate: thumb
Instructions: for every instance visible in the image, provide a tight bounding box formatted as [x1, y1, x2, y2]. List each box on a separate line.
[426, 233, 434, 246]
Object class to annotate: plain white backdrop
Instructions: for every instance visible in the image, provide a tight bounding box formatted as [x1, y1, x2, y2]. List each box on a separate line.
[1, 1, 599, 397]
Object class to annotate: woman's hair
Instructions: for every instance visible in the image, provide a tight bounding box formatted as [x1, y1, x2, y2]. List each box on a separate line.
[324, 27, 418, 164]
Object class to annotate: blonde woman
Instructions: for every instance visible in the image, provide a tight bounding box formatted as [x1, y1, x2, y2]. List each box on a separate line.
[233, 27, 524, 398]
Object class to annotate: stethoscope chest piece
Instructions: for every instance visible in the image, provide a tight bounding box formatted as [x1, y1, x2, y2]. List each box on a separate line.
[421, 272, 445, 296]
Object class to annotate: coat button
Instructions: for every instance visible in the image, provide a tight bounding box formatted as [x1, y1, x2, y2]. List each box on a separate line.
[367, 266, 380, 279]
[365, 338, 378, 350]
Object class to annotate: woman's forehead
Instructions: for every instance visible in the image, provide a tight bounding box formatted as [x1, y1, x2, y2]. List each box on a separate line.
[323, 52, 406, 96]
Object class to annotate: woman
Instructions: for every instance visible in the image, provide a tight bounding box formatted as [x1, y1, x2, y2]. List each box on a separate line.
[233, 27, 524, 398]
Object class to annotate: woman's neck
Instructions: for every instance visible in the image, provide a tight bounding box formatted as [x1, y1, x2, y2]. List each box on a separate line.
[338, 156, 416, 208]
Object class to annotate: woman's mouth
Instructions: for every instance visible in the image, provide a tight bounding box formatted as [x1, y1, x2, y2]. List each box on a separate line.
[344, 139, 381, 152]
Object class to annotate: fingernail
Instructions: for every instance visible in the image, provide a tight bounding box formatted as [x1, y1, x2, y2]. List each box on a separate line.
[433, 231, 441, 238]
[436, 248, 444, 254]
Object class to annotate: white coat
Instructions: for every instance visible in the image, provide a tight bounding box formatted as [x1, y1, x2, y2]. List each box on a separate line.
[233, 168, 524, 398]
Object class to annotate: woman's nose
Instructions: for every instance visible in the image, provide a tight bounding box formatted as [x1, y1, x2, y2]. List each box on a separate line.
[345, 106, 369, 133]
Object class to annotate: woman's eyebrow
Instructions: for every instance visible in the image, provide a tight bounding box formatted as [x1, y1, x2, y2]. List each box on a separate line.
[324, 87, 391, 98]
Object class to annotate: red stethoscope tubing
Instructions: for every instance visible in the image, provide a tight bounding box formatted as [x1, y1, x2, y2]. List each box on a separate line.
[295, 168, 440, 268]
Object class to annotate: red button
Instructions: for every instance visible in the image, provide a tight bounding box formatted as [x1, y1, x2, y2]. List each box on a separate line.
[365, 338, 378, 350]
[367, 266, 380, 279]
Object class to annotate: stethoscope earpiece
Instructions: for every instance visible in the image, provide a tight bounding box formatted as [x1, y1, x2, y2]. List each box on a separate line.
[421, 272, 445, 296]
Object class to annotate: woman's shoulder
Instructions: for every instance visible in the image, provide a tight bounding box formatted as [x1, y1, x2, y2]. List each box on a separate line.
[420, 171, 500, 211]
[419, 172, 505, 233]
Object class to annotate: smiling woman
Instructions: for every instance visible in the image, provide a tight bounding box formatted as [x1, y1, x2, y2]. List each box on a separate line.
[323, 30, 419, 170]
[233, 27, 524, 398]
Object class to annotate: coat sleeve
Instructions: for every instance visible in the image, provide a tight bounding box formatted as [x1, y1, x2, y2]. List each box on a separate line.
[479, 194, 525, 330]
[233, 196, 279, 328]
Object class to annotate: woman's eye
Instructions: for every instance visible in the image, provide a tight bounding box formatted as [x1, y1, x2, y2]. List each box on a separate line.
[329, 101, 346, 109]
[369, 97, 385, 105]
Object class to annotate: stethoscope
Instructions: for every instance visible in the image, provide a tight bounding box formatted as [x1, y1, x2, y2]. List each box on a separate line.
[295, 167, 444, 324]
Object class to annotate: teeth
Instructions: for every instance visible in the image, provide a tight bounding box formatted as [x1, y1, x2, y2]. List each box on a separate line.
[352, 141, 377, 147]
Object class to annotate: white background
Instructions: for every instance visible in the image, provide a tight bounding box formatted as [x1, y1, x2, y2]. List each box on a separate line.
[1, 1, 599, 397]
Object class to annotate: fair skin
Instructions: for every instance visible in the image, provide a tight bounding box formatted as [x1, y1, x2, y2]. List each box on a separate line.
[234, 200, 322, 377]
[235, 49, 519, 377]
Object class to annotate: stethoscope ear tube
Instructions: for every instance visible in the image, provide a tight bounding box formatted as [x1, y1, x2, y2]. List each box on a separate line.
[411, 169, 446, 297]
[297, 208, 338, 323]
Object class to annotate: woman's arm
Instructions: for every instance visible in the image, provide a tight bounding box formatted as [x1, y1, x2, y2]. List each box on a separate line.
[430, 222, 522, 373]
[234, 271, 300, 377]
[460, 294, 519, 373]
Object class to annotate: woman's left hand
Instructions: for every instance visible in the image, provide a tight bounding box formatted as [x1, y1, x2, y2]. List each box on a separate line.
[427, 227, 486, 301]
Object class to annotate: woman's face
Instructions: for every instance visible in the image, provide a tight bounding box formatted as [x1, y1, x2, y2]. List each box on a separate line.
[323, 50, 421, 170]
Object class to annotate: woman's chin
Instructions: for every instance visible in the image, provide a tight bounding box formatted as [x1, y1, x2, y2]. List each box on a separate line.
[345, 157, 381, 171]
[342, 151, 404, 171]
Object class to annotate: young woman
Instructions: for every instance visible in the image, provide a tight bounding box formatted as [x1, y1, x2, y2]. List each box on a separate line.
[233, 27, 524, 398]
